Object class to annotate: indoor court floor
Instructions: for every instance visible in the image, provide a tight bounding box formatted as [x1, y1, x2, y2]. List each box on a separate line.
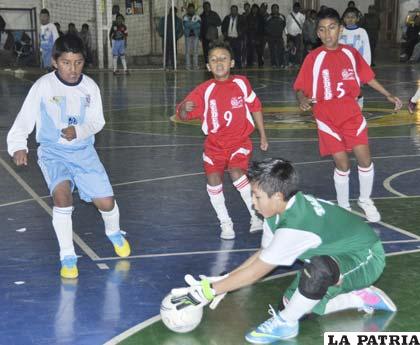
[0, 60, 419, 345]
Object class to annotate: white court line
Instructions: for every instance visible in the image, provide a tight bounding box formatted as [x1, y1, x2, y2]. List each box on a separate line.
[383, 168, 420, 197]
[95, 143, 202, 150]
[382, 239, 420, 244]
[112, 172, 205, 188]
[0, 156, 106, 267]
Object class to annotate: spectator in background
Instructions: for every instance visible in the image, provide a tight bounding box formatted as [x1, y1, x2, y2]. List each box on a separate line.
[222, 5, 246, 69]
[362, 5, 380, 66]
[39, 8, 59, 70]
[404, 14, 420, 62]
[286, 2, 305, 67]
[158, 7, 183, 69]
[67, 23, 78, 36]
[0, 15, 15, 65]
[200, 1, 222, 63]
[54, 22, 64, 37]
[246, 4, 261, 67]
[265, 4, 286, 68]
[242, 2, 251, 67]
[302, 9, 318, 59]
[183, 3, 201, 70]
[243, 3, 251, 17]
[257, 2, 269, 67]
[110, 13, 129, 74]
[80, 23, 93, 66]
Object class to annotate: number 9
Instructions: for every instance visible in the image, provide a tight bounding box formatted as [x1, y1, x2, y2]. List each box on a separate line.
[224, 111, 233, 127]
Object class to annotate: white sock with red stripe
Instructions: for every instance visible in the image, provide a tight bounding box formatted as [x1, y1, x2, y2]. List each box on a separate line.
[233, 175, 257, 218]
[207, 184, 231, 224]
[334, 168, 350, 209]
[52, 206, 76, 260]
[358, 163, 374, 201]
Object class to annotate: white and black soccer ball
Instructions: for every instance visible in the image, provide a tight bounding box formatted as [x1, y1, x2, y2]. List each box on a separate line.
[160, 293, 203, 333]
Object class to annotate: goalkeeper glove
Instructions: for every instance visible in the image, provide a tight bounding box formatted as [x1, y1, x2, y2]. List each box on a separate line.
[171, 274, 215, 310]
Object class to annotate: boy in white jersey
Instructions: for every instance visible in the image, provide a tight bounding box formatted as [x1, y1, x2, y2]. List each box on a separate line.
[171, 158, 396, 344]
[39, 8, 59, 70]
[176, 41, 268, 240]
[339, 6, 371, 109]
[7, 34, 131, 279]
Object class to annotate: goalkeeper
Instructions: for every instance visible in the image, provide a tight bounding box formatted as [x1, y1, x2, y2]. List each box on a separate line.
[171, 158, 396, 344]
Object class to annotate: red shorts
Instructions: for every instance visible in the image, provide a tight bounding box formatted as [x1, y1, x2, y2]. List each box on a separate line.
[316, 115, 368, 156]
[203, 138, 253, 175]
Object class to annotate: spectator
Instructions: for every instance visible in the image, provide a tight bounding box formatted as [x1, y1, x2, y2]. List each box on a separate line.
[362, 5, 380, 66]
[243, 3, 251, 16]
[265, 4, 286, 68]
[241, 2, 251, 67]
[79, 23, 93, 66]
[257, 2, 269, 67]
[200, 1, 222, 63]
[183, 3, 201, 70]
[39, 8, 59, 70]
[54, 22, 64, 37]
[286, 2, 305, 66]
[0, 15, 14, 65]
[67, 23, 78, 36]
[302, 9, 318, 59]
[404, 14, 420, 61]
[222, 5, 246, 68]
[158, 7, 183, 69]
[246, 4, 261, 67]
[110, 13, 129, 74]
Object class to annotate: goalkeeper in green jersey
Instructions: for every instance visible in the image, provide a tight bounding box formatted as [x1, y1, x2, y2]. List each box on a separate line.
[171, 158, 396, 344]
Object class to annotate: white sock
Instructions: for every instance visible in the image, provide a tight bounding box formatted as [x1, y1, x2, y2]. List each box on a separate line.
[121, 56, 127, 70]
[324, 291, 364, 314]
[334, 168, 350, 209]
[207, 184, 231, 224]
[358, 163, 374, 201]
[358, 96, 364, 109]
[113, 56, 118, 71]
[99, 201, 120, 237]
[52, 206, 75, 260]
[233, 175, 257, 218]
[279, 290, 319, 323]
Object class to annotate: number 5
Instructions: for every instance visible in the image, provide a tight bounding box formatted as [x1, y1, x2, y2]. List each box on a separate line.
[337, 82, 345, 98]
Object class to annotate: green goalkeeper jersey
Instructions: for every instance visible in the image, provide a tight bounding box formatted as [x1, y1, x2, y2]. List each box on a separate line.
[263, 192, 379, 262]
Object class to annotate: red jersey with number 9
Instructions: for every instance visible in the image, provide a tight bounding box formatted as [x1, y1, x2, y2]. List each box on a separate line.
[177, 75, 262, 148]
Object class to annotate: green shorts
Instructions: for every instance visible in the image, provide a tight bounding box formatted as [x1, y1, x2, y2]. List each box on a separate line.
[283, 241, 385, 315]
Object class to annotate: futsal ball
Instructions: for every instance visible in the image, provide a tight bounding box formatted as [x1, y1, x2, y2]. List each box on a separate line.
[160, 293, 203, 333]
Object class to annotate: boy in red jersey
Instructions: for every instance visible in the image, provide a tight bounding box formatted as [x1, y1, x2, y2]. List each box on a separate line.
[294, 8, 402, 222]
[177, 41, 268, 239]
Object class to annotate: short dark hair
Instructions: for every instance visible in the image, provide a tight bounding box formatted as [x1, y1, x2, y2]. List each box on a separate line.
[187, 3, 195, 9]
[317, 7, 340, 27]
[342, 6, 359, 18]
[82, 23, 89, 30]
[248, 158, 299, 200]
[40, 8, 50, 16]
[208, 40, 233, 59]
[52, 33, 86, 60]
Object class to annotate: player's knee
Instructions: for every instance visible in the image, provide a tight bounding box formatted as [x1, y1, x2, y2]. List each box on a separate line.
[298, 256, 340, 300]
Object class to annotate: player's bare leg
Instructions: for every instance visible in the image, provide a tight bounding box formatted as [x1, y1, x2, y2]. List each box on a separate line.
[353, 145, 380, 222]
[229, 168, 263, 233]
[207, 173, 234, 239]
[332, 151, 351, 210]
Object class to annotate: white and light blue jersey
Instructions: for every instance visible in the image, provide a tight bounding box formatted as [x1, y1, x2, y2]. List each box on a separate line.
[339, 27, 371, 65]
[40, 23, 59, 51]
[7, 71, 105, 156]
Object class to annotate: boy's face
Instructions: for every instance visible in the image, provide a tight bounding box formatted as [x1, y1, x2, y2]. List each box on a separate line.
[251, 182, 285, 218]
[343, 12, 358, 26]
[317, 18, 342, 50]
[207, 48, 234, 80]
[53, 52, 85, 84]
[40, 13, 49, 25]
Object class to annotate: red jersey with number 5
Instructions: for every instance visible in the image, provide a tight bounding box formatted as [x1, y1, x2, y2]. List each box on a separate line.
[176, 75, 262, 148]
[294, 45, 375, 124]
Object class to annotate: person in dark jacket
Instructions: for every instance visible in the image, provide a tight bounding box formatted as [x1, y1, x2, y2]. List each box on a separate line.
[158, 7, 183, 69]
[222, 5, 246, 68]
[246, 4, 261, 67]
[200, 1, 221, 63]
[265, 4, 286, 67]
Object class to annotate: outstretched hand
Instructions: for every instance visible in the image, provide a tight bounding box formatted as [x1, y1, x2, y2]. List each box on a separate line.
[171, 274, 215, 310]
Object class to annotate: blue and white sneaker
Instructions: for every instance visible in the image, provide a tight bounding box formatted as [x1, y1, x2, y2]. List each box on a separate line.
[107, 232, 131, 257]
[245, 305, 299, 344]
[354, 286, 397, 314]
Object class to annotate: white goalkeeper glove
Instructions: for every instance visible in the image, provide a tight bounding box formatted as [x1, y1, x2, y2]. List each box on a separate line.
[171, 274, 215, 310]
[198, 273, 229, 309]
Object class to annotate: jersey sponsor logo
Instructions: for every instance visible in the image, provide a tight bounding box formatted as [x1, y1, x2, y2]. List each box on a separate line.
[51, 96, 63, 104]
[68, 116, 78, 125]
[322, 69, 332, 100]
[231, 96, 244, 109]
[209, 99, 220, 133]
[342, 68, 355, 81]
